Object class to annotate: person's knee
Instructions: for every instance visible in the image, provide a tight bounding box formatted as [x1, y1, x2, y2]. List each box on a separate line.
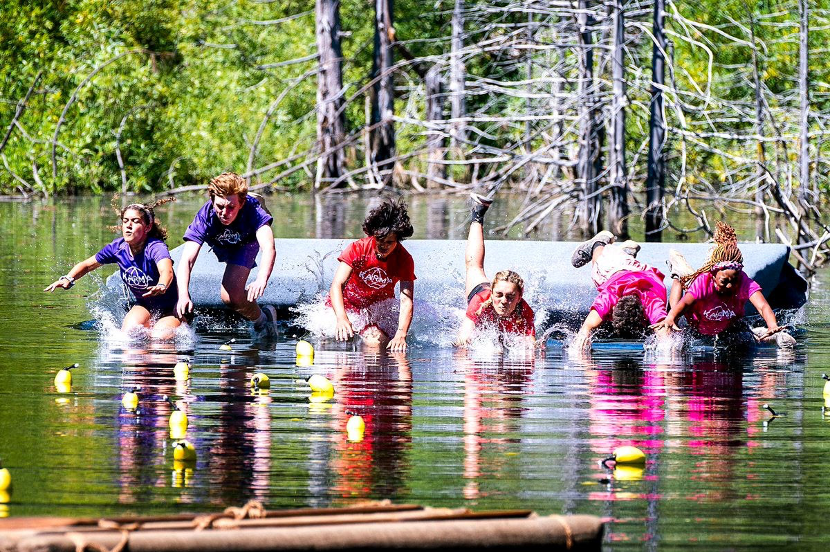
[360, 325, 388, 347]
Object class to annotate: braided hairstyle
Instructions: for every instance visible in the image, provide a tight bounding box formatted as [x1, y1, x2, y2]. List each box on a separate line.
[679, 221, 743, 289]
[475, 270, 525, 316]
[111, 195, 176, 241]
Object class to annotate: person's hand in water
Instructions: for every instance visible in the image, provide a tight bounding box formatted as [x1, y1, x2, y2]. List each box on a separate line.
[335, 316, 355, 341]
[570, 329, 592, 352]
[387, 331, 408, 352]
[176, 295, 194, 318]
[650, 319, 681, 333]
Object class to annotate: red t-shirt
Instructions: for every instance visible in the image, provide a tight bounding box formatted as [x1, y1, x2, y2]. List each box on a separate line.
[466, 288, 536, 337]
[334, 236, 416, 311]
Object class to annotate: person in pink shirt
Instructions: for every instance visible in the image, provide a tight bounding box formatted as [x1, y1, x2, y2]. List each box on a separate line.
[654, 222, 795, 347]
[570, 231, 670, 351]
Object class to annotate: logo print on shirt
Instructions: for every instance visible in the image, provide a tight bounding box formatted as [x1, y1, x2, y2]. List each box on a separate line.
[702, 305, 736, 322]
[123, 267, 152, 289]
[360, 267, 392, 289]
[216, 228, 242, 245]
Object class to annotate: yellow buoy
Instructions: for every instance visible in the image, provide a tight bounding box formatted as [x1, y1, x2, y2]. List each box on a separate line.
[173, 440, 197, 461]
[173, 361, 190, 381]
[296, 355, 313, 367]
[164, 395, 188, 432]
[610, 446, 646, 466]
[55, 382, 71, 395]
[54, 363, 78, 386]
[251, 373, 271, 390]
[296, 340, 314, 357]
[219, 339, 235, 351]
[346, 415, 365, 442]
[0, 461, 11, 492]
[822, 374, 830, 398]
[121, 388, 140, 411]
[307, 374, 334, 394]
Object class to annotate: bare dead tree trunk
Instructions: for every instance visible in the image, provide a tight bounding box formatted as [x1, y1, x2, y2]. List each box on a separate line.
[370, 0, 395, 182]
[645, 0, 666, 242]
[607, 0, 628, 239]
[747, 7, 766, 239]
[576, 1, 600, 236]
[449, 0, 466, 150]
[798, 0, 810, 213]
[425, 64, 446, 188]
[315, 0, 347, 188]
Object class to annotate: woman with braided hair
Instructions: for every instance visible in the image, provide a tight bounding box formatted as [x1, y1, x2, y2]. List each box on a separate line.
[44, 197, 184, 339]
[654, 222, 794, 346]
[455, 194, 535, 347]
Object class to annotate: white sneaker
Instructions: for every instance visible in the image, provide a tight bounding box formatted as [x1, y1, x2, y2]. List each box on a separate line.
[667, 249, 694, 280]
[620, 240, 641, 258]
[571, 231, 615, 268]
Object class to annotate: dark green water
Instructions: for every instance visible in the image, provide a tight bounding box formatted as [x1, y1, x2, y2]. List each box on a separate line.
[0, 195, 826, 550]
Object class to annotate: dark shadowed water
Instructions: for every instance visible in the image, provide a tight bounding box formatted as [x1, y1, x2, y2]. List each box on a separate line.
[0, 195, 826, 550]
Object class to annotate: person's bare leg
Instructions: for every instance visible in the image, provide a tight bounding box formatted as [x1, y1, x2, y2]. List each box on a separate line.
[122, 305, 152, 333]
[465, 221, 489, 298]
[221, 264, 262, 321]
[151, 315, 182, 340]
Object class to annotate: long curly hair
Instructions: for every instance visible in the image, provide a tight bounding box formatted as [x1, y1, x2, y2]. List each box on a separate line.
[679, 222, 744, 288]
[111, 195, 176, 241]
[611, 295, 647, 338]
[363, 197, 414, 239]
[475, 270, 525, 316]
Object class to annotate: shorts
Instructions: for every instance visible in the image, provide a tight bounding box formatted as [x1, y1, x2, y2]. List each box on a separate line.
[212, 242, 260, 269]
[591, 244, 647, 288]
[467, 282, 491, 304]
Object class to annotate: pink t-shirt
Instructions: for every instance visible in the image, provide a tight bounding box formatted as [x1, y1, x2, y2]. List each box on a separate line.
[591, 268, 668, 325]
[685, 271, 762, 335]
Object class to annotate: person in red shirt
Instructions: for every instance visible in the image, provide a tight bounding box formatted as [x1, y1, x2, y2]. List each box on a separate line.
[328, 198, 416, 351]
[455, 194, 536, 347]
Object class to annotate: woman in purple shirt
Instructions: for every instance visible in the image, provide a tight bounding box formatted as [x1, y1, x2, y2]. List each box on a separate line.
[44, 199, 183, 339]
[176, 172, 277, 333]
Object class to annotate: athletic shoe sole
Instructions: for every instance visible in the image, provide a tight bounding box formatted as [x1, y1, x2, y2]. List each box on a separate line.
[571, 230, 615, 268]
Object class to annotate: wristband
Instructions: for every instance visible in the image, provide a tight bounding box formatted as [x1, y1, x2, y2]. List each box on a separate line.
[157, 283, 167, 290]
[59, 275, 75, 288]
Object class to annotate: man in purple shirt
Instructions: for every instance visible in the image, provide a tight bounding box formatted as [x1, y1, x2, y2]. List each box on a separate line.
[176, 172, 277, 334]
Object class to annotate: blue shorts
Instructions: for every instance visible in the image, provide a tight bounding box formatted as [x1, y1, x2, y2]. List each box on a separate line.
[212, 242, 260, 269]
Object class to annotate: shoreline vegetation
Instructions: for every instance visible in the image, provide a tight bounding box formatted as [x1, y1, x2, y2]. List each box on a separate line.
[2, 1, 829, 270]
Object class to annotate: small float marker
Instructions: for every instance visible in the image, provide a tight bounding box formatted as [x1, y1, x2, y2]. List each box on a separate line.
[601, 445, 645, 468]
[164, 395, 189, 432]
[0, 459, 11, 492]
[346, 414, 365, 442]
[251, 373, 271, 390]
[173, 440, 197, 462]
[219, 339, 236, 351]
[122, 387, 140, 411]
[173, 361, 190, 381]
[54, 363, 78, 386]
[307, 374, 334, 395]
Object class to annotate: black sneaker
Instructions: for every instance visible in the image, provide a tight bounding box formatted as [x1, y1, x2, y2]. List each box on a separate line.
[256, 305, 278, 337]
[470, 193, 493, 224]
[571, 231, 615, 268]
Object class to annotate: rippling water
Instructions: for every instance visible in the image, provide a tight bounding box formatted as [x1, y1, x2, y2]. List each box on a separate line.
[0, 196, 827, 550]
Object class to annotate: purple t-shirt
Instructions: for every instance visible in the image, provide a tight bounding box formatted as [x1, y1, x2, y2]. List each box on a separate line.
[95, 237, 178, 312]
[183, 196, 272, 256]
[685, 271, 762, 335]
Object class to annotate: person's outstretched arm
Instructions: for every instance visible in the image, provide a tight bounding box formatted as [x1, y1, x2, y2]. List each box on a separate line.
[651, 294, 692, 333]
[44, 256, 101, 292]
[454, 317, 476, 347]
[749, 290, 781, 337]
[388, 280, 414, 352]
[176, 241, 202, 318]
[246, 225, 276, 302]
[329, 262, 355, 341]
[571, 310, 603, 351]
